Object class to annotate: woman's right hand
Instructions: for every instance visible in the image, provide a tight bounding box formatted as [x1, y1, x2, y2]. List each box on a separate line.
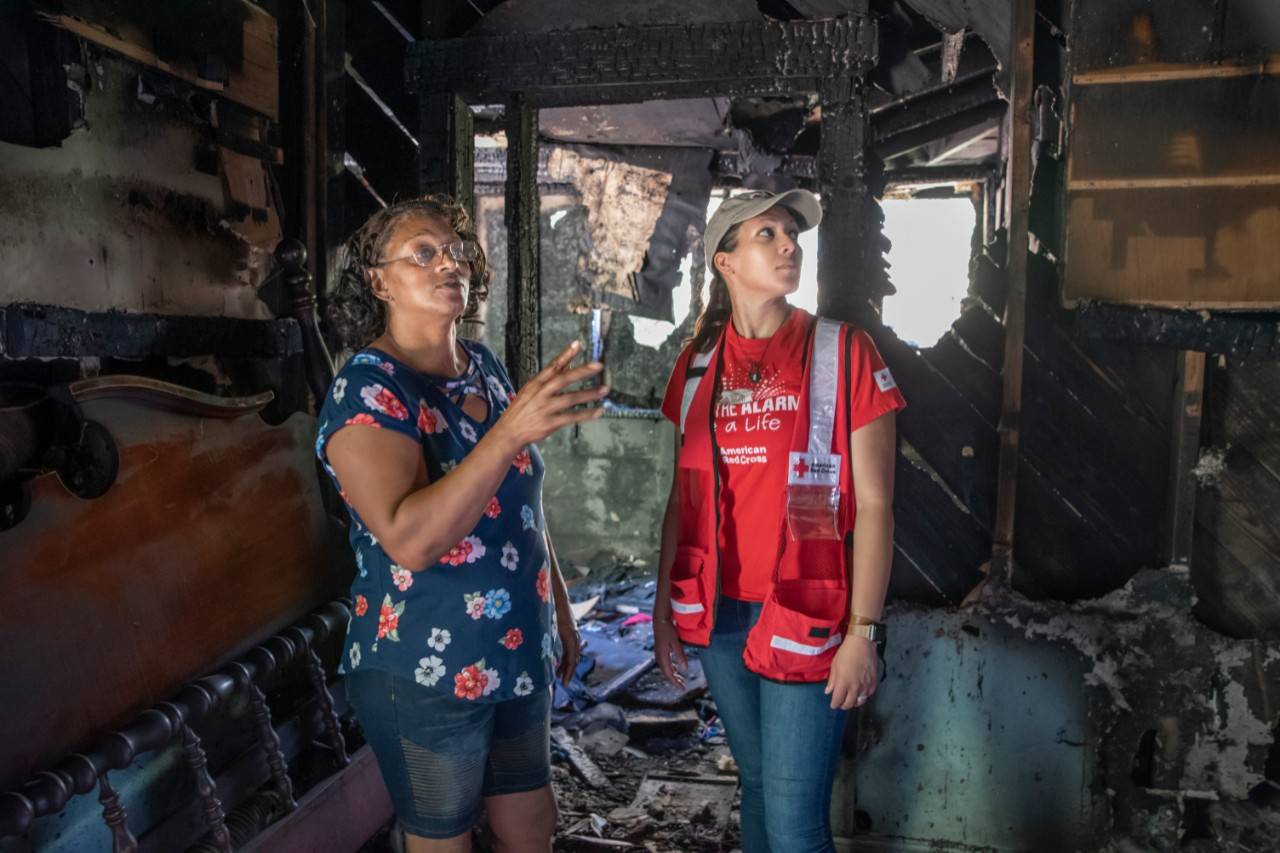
[494, 341, 607, 449]
[653, 610, 689, 688]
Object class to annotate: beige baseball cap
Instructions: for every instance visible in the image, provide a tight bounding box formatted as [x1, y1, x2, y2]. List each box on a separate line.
[703, 189, 823, 270]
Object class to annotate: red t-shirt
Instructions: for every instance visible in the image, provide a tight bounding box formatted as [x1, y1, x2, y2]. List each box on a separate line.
[661, 308, 906, 602]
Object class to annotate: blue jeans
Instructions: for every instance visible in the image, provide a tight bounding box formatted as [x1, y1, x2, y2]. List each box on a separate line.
[698, 597, 850, 853]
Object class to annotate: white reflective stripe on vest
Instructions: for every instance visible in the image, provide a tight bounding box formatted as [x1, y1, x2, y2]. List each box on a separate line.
[670, 599, 706, 614]
[807, 318, 841, 454]
[679, 350, 714, 434]
[769, 632, 843, 656]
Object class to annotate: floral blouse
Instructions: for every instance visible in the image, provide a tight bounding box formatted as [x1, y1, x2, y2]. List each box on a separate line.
[316, 342, 557, 702]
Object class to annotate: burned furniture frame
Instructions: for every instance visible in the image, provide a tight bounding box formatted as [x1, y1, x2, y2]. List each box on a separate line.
[406, 13, 882, 385]
[0, 244, 363, 852]
[0, 600, 352, 853]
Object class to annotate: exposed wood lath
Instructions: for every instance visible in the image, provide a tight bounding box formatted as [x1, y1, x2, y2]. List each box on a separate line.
[1196, 360, 1280, 638]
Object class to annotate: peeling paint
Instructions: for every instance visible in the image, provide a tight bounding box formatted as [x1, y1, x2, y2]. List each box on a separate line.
[971, 566, 1280, 849]
[1193, 445, 1230, 487]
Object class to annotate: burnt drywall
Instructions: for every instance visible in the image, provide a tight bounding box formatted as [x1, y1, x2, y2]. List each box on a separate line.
[0, 49, 271, 319]
[475, 194, 684, 569]
[856, 570, 1280, 853]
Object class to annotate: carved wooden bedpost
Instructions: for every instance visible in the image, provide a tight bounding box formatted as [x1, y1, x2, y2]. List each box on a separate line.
[286, 620, 350, 768]
[233, 653, 298, 812]
[275, 238, 335, 410]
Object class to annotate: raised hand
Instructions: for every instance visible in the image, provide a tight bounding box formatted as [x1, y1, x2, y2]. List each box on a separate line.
[493, 341, 608, 450]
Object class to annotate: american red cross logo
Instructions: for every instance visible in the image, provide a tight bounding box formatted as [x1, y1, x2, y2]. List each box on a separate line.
[793, 458, 810, 478]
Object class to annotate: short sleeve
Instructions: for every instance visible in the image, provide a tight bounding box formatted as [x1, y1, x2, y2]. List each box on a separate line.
[660, 346, 696, 426]
[316, 352, 422, 467]
[848, 329, 907, 433]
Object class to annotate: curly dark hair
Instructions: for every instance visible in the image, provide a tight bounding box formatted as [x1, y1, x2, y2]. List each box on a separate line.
[326, 195, 491, 349]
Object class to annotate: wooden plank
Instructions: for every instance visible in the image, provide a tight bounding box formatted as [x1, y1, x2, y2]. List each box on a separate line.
[38, 3, 278, 120]
[936, 308, 1169, 581]
[1019, 356, 1164, 567]
[1163, 351, 1206, 566]
[921, 316, 1002, 428]
[1012, 458, 1135, 600]
[1063, 67, 1280, 309]
[1193, 447, 1280, 638]
[890, 448, 989, 606]
[990, 0, 1035, 583]
[503, 94, 541, 387]
[1193, 359, 1280, 636]
[219, 146, 283, 248]
[1067, 76, 1280, 183]
[1067, 0, 1265, 73]
[1068, 175, 1280, 190]
[69, 376, 274, 416]
[550, 727, 609, 789]
[1073, 60, 1280, 85]
[0, 304, 303, 360]
[238, 746, 392, 853]
[869, 326, 1000, 529]
[1075, 303, 1280, 358]
[1208, 361, 1280, 466]
[1062, 190, 1280, 309]
[0, 394, 350, 790]
[407, 18, 877, 102]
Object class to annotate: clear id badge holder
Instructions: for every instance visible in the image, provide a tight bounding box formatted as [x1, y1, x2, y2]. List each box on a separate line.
[787, 451, 842, 540]
[786, 320, 843, 541]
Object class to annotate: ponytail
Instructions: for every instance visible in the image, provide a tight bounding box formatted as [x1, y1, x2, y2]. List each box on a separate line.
[688, 222, 743, 352]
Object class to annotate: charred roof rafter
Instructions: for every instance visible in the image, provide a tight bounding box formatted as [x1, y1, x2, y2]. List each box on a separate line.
[406, 17, 878, 107]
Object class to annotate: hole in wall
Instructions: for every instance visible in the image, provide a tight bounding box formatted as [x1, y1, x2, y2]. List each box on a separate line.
[880, 197, 977, 347]
[1131, 728, 1158, 788]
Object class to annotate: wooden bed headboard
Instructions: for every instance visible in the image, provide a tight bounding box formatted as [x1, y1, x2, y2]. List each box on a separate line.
[0, 376, 352, 791]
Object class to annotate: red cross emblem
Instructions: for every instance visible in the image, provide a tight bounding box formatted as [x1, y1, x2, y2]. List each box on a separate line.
[793, 458, 810, 478]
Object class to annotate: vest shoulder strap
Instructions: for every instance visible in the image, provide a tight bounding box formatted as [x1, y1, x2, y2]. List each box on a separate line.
[807, 317, 842, 454]
[679, 349, 713, 435]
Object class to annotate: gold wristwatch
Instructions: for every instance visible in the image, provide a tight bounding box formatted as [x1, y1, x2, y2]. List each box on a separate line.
[849, 621, 886, 644]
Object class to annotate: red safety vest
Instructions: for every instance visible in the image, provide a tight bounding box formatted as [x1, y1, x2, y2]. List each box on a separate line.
[669, 317, 857, 682]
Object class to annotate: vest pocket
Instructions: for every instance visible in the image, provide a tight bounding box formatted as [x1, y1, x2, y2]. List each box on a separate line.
[669, 547, 711, 632]
[744, 578, 847, 681]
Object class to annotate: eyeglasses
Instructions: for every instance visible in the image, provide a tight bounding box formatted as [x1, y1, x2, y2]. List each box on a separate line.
[372, 240, 480, 268]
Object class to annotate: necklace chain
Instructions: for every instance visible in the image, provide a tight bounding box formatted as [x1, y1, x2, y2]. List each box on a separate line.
[738, 309, 789, 385]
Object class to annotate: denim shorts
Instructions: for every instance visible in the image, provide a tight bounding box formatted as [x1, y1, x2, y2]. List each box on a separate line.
[345, 668, 552, 839]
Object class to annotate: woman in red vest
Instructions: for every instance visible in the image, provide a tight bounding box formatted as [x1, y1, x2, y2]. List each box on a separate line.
[653, 189, 905, 853]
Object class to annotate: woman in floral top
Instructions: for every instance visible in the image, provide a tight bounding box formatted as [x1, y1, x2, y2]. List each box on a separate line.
[318, 195, 606, 851]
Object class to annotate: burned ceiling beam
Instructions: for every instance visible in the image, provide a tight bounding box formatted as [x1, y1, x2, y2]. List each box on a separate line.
[406, 17, 877, 106]
[899, 0, 1010, 76]
[1074, 303, 1280, 359]
[869, 44, 997, 111]
[0, 305, 304, 360]
[875, 99, 1006, 161]
[716, 151, 818, 182]
[872, 74, 1001, 143]
[472, 146, 574, 195]
[883, 164, 994, 187]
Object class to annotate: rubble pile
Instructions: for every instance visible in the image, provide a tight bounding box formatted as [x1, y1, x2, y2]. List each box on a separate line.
[550, 575, 742, 853]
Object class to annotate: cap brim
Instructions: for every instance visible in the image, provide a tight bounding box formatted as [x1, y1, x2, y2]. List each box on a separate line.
[770, 189, 823, 231]
[731, 189, 823, 232]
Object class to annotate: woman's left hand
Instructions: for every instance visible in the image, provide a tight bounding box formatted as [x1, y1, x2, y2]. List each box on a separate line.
[554, 608, 581, 686]
[825, 635, 879, 710]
